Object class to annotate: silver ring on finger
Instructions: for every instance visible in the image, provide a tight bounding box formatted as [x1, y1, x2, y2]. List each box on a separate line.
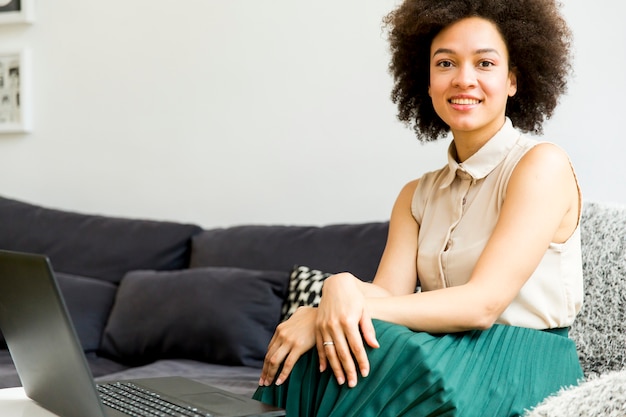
[323, 341, 335, 347]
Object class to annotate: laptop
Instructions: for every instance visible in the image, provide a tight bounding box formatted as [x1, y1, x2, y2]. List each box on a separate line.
[0, 250, 285, 417]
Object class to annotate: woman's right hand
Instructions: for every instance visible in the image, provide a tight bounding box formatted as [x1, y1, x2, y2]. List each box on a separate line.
[315, 273, 379, 388]
[258, 306, 318, 387]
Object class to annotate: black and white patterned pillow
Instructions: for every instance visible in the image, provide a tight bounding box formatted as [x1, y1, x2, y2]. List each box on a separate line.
[281, 265, 332, 321]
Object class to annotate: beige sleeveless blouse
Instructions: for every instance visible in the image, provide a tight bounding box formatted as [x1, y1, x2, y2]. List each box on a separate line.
[411, 119, 583, 329]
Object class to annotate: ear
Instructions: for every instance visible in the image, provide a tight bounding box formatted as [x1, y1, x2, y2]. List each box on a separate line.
[508, 69, 518, 97]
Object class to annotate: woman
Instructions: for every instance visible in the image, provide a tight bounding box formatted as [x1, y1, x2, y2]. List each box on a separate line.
[255, 0, 583, 415]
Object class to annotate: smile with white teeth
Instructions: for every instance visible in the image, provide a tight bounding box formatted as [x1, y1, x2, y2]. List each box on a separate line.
[449, 98, 481, 105]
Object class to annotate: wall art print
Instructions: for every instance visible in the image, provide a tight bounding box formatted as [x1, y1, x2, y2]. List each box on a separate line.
[0, 0, 34, 25]
[0, 49, 30, 133]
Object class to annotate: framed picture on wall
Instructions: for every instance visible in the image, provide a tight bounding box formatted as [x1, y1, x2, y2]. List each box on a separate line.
[0, 49, 30, 133]
[0, 0, 34, 25]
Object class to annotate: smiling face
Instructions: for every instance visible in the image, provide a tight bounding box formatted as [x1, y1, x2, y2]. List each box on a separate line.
[429, 17, 517, 148]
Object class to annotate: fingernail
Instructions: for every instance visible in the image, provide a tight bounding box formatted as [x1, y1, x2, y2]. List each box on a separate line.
[275, 378, 283, 386]
[337, 377, 345, 385]
[361, 368, 369, 378]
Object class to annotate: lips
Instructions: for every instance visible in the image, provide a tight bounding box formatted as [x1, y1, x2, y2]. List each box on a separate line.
[449, 98, 481, 105]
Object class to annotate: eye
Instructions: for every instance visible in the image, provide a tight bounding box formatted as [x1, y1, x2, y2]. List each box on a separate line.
[478, 60, 495, 68]
[436, 60, 453, 68]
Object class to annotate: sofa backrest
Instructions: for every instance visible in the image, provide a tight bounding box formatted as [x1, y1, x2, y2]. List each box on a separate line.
[189, 222, 390, 282]
[0, 195, 203, 283]
[572, 201, 626, 377]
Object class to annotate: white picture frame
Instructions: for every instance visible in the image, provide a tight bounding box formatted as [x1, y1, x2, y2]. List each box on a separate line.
[0, 49, 30, 134]
[0, 0, 34, 25]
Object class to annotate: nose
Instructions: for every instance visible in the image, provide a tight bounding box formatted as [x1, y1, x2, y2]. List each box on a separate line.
[453, 63, 477, 89]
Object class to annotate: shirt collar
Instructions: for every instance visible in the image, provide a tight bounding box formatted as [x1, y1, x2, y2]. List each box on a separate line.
[440, 118, 520, 188]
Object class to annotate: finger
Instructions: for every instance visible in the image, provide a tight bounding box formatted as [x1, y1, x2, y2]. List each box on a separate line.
[323, 339, 347, 386]
[274, 349, 302, 386]
[360, 310, 379, 349]
[316, 330, 328, 373]
[260, 343, 287, 386]
[345, 329, 368, 379]
[328, 326, 363, 387]
[332, 329, 362, 387]
[264, 337, 312, 386]
[260, 328, 295, 386]
[259, 334, 280, 385]
[324, 317, 362, 387]
[349, 312, 377, 378]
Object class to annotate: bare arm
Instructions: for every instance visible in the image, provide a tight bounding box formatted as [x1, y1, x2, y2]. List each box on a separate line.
[314, 180, 421, 386]
[323, 178, 421, 298]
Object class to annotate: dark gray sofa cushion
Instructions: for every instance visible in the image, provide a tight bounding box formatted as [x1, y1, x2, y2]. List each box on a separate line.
[100, 267, 289, 367]
[0, 272, 117, 352]
[56, 272, 118, 352]
[190, 223, 389, 282]
[0, 196, 203, 282]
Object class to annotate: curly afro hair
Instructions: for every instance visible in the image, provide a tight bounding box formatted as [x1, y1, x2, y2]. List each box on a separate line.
[383, 0, 573, 142]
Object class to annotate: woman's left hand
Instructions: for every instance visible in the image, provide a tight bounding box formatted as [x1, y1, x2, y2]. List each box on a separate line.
[258, 306, 318, 386]
[315, 273, 379, 387]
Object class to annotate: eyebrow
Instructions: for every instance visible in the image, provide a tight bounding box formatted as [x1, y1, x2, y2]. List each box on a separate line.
[432, 48, 501, 57]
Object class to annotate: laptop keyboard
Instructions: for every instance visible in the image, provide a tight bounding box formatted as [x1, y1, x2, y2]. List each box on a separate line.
[96, 382, 213, 417]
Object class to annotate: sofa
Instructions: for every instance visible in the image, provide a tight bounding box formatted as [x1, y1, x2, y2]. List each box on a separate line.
[0, 194, 388, 397]
[0, 194, 625, 413]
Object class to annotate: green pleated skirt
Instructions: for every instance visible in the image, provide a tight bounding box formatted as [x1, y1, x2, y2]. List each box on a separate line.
[253, 320, 583, 417]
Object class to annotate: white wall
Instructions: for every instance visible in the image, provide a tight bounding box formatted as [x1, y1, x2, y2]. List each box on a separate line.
[0, 0, 623, 228]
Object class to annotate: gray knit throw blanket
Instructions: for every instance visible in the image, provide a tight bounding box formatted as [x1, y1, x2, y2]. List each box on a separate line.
[524, 201, 626, 416]
[525, 370, 626, 416]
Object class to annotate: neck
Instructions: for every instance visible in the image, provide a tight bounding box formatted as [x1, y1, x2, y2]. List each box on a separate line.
[451, 118, 506, 162]
[452, 137, 488, 163]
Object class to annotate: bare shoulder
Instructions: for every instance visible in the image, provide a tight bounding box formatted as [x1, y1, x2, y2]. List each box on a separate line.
[509, 142, 578, 195]
[388, 179, 420, 224]
[508, 142, 580, 241]
[398, 178, 420, 200]
[516, 142, 574, 175]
